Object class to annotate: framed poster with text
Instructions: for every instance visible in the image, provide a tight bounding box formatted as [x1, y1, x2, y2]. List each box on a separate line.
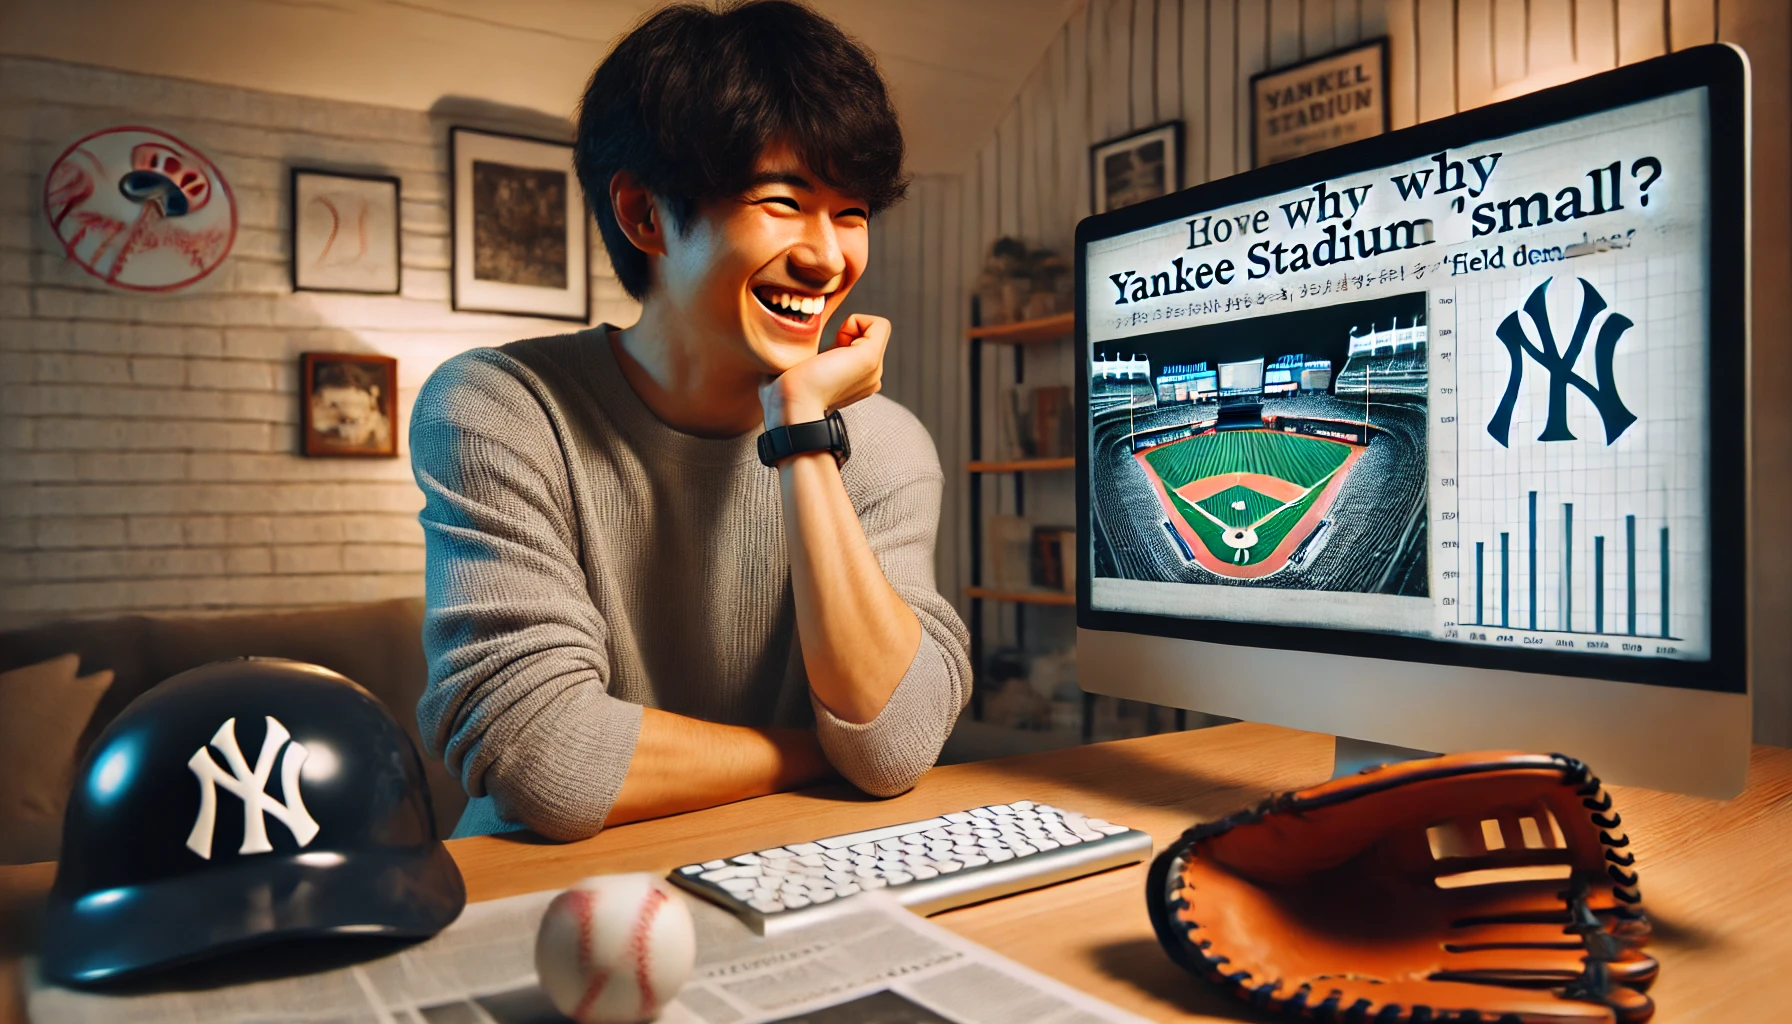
[1251, 38, 1389, 168]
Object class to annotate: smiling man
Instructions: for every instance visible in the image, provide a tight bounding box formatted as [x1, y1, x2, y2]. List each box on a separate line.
[409, 0, 971, 840]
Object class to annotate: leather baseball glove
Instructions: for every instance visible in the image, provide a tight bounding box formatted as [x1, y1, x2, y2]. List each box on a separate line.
[1147, 752, 1656, 1023]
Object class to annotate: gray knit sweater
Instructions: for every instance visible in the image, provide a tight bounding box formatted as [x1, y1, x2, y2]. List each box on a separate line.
[409, 328, 971, 840]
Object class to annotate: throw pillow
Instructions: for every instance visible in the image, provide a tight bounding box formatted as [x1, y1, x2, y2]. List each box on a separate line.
[0, 653, 114, 864]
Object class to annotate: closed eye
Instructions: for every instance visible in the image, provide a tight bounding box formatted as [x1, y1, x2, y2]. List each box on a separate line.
[757, 196, 801, 211]
[837, 207, 869, 221]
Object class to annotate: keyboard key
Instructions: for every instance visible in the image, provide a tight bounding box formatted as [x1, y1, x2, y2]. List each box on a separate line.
[1010, 842, 1038, 856]
[758, 847, 795, 860]
[1033, 839, 1061, 852]
[837, 882, 861, 897]
[945, 812, 975, 823]
[731, 853, 762, 865]
[749, 897, 783, 913]
[810, 889, 836, 903]
[934, 860, 963, 873]
[970, 808, 995, 819]
[910, 865, 939, 880]
[862, 876, 888, 890]
[720, 877, 759, 893]
[922, 828, 950, 840]
[1012, 800, 1035, 810]
[877, 838, 903, 851]
[987, 848, 1014, 862]
[784, 894, 811, 909]
[946, 823, 973, 836]
[678, 864, 703, 875]
[785, 842, 825, 855]
[987, 804, 1014, 815]
[703, 859, 727, 869]
[1094, 824, 1129, 836]
[884, 871, 912, 885]
[795, 854, 826, 867]
[961, 855, 990, 868]
[815, 817, 950, 850]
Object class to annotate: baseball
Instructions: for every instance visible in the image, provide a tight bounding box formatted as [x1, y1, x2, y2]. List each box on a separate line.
[536, 873, 697, 1024]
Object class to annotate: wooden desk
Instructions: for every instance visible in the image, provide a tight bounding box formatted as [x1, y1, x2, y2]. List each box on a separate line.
[4, 723, 1789, 1022]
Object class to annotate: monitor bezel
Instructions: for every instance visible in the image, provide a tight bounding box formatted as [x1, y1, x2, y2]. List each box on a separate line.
[1074, 43, 1748, 695]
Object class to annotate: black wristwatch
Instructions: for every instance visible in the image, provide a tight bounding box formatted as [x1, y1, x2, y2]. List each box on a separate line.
[758, 408, 851, 468]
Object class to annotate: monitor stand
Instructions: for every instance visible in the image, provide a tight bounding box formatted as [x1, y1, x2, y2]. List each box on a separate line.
[1331, 735, 1439, 780]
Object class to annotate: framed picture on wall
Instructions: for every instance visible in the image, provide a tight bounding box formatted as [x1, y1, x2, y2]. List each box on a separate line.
[1250, 38, 1389, 168]
[291, 169, 401, 294]
[449, 127, 589, 321]
[301, 352, 399, 457]
[1091, 122, 1182, 214]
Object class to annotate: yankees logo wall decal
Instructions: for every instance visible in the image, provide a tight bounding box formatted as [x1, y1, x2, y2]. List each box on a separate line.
[186, 716, 321, 859]
[43, 126, 238, 292]
[1487, 276, 1637, 447]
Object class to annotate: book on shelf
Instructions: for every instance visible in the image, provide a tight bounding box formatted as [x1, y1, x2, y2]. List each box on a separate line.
[1030, 526, 1076, 593]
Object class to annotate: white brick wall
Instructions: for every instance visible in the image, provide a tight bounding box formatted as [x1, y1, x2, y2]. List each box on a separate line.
[0, 56, 640, 628]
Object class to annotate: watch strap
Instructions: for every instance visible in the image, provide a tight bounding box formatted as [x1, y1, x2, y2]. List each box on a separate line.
[758, 409, 848, 467]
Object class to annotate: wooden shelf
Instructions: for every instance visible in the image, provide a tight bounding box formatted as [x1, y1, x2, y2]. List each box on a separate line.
[966, 587, 1076, 606]
[965, 311, 1074, 344]
[967, 457, 1075, 473]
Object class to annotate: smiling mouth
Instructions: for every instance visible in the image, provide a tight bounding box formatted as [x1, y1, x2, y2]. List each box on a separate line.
[753, 286, 828, 326]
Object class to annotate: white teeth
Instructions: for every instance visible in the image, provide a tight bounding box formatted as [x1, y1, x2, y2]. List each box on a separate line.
[758, 289, 827, 318]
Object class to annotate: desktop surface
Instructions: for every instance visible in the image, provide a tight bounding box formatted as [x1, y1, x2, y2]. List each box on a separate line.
[3, 722, 1790, 1022]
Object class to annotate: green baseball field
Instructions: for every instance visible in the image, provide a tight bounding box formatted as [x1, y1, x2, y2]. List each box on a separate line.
[1139, 429, 1357, 577]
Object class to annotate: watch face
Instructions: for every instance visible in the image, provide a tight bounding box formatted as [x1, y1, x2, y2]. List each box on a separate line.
[830, 409, 851, 465]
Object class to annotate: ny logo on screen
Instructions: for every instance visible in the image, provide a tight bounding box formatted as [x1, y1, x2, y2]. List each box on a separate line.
[186, 716, 320, 859]
[1487, 277, 1637, 447]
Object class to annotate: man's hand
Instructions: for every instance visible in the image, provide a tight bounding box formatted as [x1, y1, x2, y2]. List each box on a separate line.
[760, 313, 890, 429]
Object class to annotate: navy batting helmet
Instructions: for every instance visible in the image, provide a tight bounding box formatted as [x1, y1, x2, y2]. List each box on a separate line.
[42, 658, 466, 985]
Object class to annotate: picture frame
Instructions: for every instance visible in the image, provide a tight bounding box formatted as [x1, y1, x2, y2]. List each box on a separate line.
[449, 127, 589, 322]
[1090, 122, 1182, 215]
[300, 352, 399, 458]
[1250, 38, 1389, 168]
[290, 169, 402, 295]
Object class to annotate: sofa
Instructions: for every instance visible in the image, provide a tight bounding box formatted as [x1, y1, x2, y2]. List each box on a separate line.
[0, 597, 466, 864]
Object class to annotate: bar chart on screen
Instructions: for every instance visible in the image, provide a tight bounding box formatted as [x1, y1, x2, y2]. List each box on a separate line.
[1432, 253, 1710, 660]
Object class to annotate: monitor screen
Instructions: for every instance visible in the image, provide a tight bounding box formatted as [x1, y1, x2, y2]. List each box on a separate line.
[1079, 70, 1746, 693]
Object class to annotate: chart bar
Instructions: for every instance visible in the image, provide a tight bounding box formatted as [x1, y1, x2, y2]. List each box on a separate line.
[1474, 541, 1484, 626]
[1595, 536, 1605, 633]
[1528, 491, 1538, 631]
[1563, 502, 1573, 632]
[1660, 527, 1670, 639]
[1500, 532, 1509, 627]
[1626, 515, 1637, 635]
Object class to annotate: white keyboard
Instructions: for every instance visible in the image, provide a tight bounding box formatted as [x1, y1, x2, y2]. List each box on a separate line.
[668, 800, 1152, 934]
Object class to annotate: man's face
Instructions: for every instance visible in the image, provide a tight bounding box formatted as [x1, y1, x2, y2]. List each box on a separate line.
[653, 143, 870, 374]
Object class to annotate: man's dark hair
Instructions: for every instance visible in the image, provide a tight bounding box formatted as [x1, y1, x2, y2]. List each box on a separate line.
[575, 0, 908, 299]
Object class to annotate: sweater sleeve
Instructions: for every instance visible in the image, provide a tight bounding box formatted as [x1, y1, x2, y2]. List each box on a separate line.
[811, 401, 972, 796]
[410, 349, 642, 841]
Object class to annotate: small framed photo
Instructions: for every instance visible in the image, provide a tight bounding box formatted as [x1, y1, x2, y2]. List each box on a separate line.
[1251, 38, 1389, 168]
[290, 169, 401, 294]
[301, 352, 398, 458]
[450, 127, 589, 321]
[1091, 122, 1182, 215]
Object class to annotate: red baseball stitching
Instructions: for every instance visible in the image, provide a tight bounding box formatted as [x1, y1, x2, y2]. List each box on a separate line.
[569, 889, 611, 1022]
[628, 887, 670, 1018]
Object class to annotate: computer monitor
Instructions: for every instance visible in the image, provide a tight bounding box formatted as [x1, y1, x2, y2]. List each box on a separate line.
[1074, 44, 1751, 797]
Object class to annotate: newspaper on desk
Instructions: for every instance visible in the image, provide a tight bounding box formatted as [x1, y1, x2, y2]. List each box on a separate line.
[26, 887, 1148, 1024]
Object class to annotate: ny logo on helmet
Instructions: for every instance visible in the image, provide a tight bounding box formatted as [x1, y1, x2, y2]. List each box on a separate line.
[186, 716, 320, 860]
[1487, 277, 1637, 448]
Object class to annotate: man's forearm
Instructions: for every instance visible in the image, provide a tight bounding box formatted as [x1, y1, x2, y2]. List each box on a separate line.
[778, 448, 924, 724]
[606, 707, 835, 827]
